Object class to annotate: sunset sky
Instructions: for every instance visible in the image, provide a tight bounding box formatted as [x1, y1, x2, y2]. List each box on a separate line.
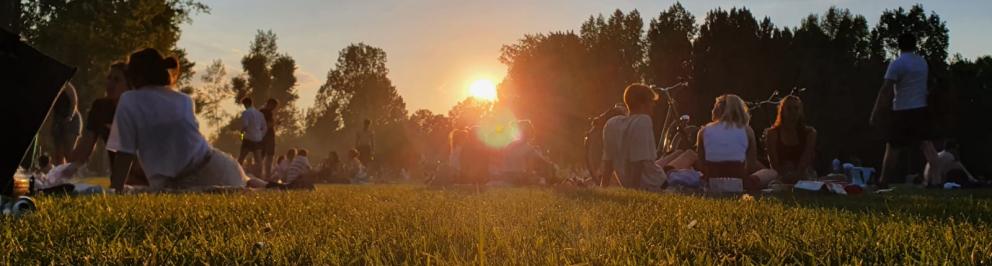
[178, 0, 992, 116]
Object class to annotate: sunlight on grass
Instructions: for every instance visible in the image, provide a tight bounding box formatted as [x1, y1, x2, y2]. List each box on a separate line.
[2, 186, 991, 264]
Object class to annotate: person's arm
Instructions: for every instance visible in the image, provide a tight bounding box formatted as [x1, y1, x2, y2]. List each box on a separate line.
[745, 127, 763, 173]
[69, 131, 98, 164]
[242, 111, 250, 132]
[695, 127, 706, 172]
[599, 160, 613, 186]
[798, 128, 818, 173]
[110, 152, 135, 191]
[355, 132, 361, 147]
[871, 80, 896, 126]
[765, 128, 780, 172]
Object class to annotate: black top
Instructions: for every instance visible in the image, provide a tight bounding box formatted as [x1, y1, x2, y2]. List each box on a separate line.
[85, 98, 117, 142]
[260, 107, 276, 138]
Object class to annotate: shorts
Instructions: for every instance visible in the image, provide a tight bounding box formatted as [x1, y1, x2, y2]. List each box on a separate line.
[888, 107, 936, 146]
[240, 139, 263, 155]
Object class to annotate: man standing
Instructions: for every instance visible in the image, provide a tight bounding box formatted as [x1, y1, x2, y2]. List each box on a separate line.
[259, 98, 279, 179]
[239, 97, 267, 172]
[871, 33, 940, 189]
[356, 119, 375, 167]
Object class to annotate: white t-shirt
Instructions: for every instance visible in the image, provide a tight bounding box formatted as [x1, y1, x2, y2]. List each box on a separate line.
[702, 122, 748, 162]
[241, 107, 267, 142]
[106, 86, 211, 179]
[924, 150, 956, 179]
[623, 114, 657, 162]
[601, 115, 626, 162]
[884, 52, 929, 111]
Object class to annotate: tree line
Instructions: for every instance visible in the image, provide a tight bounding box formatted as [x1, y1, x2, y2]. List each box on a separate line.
[496, 4, 992, 177]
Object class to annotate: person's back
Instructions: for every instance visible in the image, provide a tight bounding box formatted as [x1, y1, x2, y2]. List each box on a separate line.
[111, 87, 210, 181]
[702, 122, 748, 163]
[887, 52, 929, 111]
[601, 114, 627, 179]
[241, 107, 266, 142]
[286, 154, 312, 183]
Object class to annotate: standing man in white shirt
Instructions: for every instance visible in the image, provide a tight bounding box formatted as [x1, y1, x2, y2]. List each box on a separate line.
[870, 33, 940, 189]
[239, 97, 267, 170]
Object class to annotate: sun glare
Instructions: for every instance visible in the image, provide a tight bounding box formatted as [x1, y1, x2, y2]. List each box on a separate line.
[469, 79, 498, 101]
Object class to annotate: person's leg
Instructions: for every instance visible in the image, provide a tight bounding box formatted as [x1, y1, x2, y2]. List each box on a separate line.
[262, 155, 273, 180]
[920, 140, 940, 186]
[238, 141, 249, 165]
[878, 143, 901, 188]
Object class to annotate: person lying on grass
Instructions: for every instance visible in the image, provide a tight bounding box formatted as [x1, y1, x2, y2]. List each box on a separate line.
[105, 48, 250, 192]
[763, 95, 817, 184]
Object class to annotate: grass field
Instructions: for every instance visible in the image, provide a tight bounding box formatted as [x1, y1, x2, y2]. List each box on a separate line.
[2, 182, 991, 264]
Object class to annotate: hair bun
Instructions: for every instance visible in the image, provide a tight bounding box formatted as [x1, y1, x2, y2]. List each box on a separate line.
[163, 57, 179, 69]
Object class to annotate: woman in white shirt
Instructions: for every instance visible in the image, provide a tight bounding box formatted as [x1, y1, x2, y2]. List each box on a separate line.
[696, 94, 762, 190]
[107, 48, 248, 192]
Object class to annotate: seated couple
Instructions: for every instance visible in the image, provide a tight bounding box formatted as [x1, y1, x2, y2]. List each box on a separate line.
[67, 48, 264, 193]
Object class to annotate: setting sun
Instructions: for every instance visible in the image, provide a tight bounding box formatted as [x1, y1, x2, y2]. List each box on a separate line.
[469, 79, 498, 101]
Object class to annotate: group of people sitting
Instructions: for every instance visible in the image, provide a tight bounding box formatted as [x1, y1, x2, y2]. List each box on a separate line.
[49, 47, 379, 193]
[431, 119, 554, 186]
[598, 83, 816, 192]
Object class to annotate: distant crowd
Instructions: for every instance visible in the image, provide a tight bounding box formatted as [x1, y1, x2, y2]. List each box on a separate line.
[32, 33, 985, 194]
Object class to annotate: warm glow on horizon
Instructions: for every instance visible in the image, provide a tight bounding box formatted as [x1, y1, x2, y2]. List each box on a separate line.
[468, 79, 498, 102]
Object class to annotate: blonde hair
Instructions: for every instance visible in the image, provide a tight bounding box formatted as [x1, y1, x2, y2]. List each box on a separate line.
[712, 94, 750, 128]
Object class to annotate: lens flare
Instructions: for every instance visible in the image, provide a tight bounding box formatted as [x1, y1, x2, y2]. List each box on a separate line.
[474, 109, 520, 149]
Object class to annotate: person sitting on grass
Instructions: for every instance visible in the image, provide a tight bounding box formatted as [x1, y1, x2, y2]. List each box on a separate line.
[697, 94, 764, 191]
[271, 149, 296, 182]
[106, 48, 249, 192]
[924, 140, 983, 188]
[599, 103, 627, 187]
[317, 151, 342, 183]
[344, 149, 370, 184]
[492, 120, 552, 186]
[283, 148, 313, 189]
[270, 155, 288, 182]
[603, 84, 667, 191]
[764, 95, 817, 184]
[428, 129, 467, 186]
[33, 154, 54, 177]
[64, 62, 147, 185]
